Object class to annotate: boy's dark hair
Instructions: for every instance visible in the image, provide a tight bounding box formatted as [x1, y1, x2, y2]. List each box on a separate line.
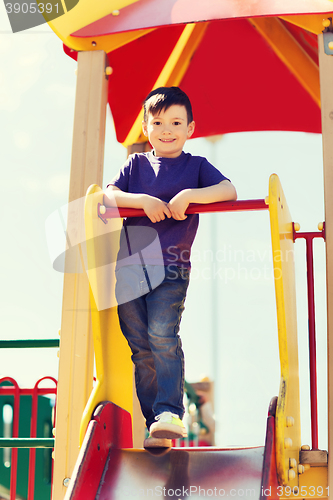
[143, 86, 193, 124]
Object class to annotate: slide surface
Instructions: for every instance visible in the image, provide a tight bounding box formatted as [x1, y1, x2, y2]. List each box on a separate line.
[65, 402, 270, 500]
[96, 446, 264, 499]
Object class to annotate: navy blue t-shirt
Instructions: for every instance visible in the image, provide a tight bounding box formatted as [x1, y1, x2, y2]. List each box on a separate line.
[109, 151, 229, 268]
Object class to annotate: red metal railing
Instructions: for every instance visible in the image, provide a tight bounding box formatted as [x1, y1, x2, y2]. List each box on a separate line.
[98, 199, 269, 223]
[28, 377, 57, 500]
[0, 376, 57, 500]
[1, 377, 20, 500]
[293, 223, 326, 450]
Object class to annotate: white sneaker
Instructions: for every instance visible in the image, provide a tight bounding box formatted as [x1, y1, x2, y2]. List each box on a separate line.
[150, 412, 187, 440]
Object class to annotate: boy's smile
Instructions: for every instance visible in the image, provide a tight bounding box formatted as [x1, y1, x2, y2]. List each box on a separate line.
[142, 105, 195, 158]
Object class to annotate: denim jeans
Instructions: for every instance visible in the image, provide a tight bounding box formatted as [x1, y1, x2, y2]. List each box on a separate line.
[116, 265, 190, 430]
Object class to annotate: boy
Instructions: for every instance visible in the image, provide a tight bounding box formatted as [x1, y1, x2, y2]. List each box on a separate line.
[104, 87, 237, 447]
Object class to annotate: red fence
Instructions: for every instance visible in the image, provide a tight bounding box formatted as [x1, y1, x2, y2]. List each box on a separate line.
[0, 376, 57, 500]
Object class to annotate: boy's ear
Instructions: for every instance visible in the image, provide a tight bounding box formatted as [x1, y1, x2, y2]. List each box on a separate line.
[142, 121, 148, 137]
[187, 121, 195, 139]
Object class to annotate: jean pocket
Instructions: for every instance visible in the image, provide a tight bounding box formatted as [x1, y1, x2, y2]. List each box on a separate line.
[115, 265, 149, 304]
[145, 265, 165, 291]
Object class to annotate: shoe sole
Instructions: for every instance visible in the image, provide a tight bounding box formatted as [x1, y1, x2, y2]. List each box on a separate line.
[143, 437, 172, 448]
[144, 446, 171, 456]
[150, 423, 187, 440]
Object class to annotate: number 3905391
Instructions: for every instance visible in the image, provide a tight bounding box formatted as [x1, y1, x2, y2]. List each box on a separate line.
[5, 3, 59, 14]
[276, 486, 329, 497]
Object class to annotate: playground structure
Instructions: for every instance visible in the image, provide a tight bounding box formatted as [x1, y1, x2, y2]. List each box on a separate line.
[62, 174, 327, 498]
[3, 1, 333, 498]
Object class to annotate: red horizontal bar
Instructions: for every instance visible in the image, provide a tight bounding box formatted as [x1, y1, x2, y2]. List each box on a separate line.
[0, 388, 57, 396]
[294, 232, 325, 240]
[100, 199, 268, 220]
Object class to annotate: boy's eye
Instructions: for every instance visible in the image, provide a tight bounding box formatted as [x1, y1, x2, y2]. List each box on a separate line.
[173, 121, 181, 126]
[153, 121, 161, 125]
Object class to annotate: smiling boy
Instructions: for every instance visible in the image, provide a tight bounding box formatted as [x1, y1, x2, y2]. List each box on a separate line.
[104, 87, 236, 448]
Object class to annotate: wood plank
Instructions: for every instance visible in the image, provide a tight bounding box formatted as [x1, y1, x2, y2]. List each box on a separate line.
[52, 50, 109, 500]
[300, 449, 328, 466]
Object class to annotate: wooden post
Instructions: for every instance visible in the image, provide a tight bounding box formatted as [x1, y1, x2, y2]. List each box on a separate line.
[318, 33, 333, 492]
[52, 50, 109, 500]
[127, 142, 152, 156]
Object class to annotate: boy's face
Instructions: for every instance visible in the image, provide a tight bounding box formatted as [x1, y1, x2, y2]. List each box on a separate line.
[142, 105, 195, 158]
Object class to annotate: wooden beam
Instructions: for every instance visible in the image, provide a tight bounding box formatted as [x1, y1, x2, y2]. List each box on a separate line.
[127, 141, 151, 156]
[249, 17, 320, 107]
[52, 50, 108, 500]
[299, 449, 328, 467]
[318, 32, 333, 494]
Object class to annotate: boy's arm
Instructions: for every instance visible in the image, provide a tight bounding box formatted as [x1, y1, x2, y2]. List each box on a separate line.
[103, 185, 172, 223]
[167, 180, 237, 221]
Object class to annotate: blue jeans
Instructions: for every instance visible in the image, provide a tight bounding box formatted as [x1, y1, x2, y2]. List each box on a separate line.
[116, 265, 190, 430]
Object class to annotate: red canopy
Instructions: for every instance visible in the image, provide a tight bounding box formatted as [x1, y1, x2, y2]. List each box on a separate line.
[64, 1, 326, 142]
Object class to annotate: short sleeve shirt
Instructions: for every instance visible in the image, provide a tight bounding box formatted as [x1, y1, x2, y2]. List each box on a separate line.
[109, 151, 229, 268]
